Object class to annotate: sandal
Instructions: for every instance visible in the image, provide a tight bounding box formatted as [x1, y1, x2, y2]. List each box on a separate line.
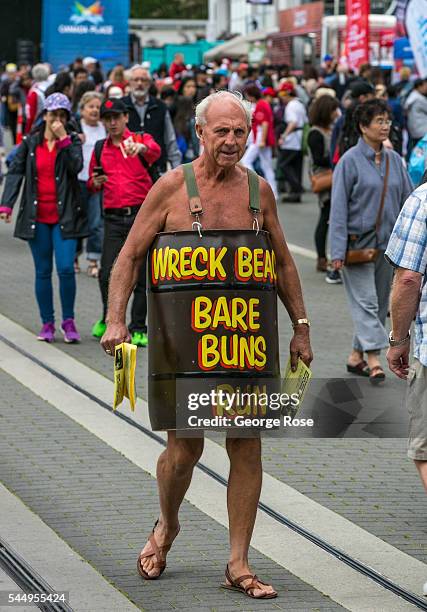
[369, 365, 386, 385]
[346, 360, 370, 377]
[87, 261, 100, 278]
[137, 520, 179, 580]
[221, 564, 277, 599]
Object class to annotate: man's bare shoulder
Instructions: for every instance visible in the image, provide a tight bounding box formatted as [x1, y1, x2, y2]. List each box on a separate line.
[154, 165, 185, 196]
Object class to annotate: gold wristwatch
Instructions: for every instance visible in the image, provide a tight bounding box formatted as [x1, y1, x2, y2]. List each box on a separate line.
[292, 318, 311, 329]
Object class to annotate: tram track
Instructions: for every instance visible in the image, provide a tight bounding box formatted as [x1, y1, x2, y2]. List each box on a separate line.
[0, 537, 73, 612]
[1, 332, 427, 611]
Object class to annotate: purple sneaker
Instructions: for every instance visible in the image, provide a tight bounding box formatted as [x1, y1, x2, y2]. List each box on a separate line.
[61, 318, 81, 343]
[37, 322, 55, 343]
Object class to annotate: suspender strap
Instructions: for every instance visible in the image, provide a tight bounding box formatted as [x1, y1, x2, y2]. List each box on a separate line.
[182, 162, 203, 216]
[247, 168, 260, 213]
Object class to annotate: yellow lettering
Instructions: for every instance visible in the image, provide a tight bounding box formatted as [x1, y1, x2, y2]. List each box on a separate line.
[192, 296, 212, 331]
[199, 334, 220, 370]
[209, 247, 227, 280]
[248, 298, 260, 330]
[151, 247, 169, 283]
[190, 247, 208, 278]
[212, 297, 232, 329]
[236, 247, 253, 280]
[168, 248, 180, 279]
[179, 247, 193, 277]
[253, 249, 264, 280]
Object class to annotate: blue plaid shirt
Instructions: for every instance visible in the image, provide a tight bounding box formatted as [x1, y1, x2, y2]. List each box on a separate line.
[385, 185, 427, 367]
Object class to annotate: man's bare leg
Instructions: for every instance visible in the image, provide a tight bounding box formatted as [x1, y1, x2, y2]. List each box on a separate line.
[140, 432, 204, 577]
[414, 460, 427, 493]
[225, 436, 276, 597]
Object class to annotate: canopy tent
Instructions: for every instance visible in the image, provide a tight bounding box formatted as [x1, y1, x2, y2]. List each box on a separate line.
[203, 28, 278, 61]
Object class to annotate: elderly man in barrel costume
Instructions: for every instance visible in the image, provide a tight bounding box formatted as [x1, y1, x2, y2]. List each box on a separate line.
[102, 91, 313, 599]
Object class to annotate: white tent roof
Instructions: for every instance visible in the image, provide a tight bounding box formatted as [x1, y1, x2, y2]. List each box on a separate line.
[204, 28, 278, 60]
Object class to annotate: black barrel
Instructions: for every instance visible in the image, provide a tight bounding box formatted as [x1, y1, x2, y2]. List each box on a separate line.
[147, 230, 280, 430]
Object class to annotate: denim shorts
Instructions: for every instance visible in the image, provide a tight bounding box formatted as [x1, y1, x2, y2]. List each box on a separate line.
[407, 359, 427, 461]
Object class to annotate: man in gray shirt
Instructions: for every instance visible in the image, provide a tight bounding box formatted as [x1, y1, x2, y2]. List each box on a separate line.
[122, 65, 181, 173]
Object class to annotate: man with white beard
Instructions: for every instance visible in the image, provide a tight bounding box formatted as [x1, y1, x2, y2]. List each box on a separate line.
[122, 65, 181, 174]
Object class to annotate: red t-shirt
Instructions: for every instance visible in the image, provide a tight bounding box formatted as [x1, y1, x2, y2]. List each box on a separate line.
[252, 99, 275, 148]
[36, 139, 59, 224]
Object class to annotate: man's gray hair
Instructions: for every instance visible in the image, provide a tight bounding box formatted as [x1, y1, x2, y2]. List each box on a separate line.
[195, 91, 252, 128]
[32, 63, 50, 82]
[129, 64, 151, 78]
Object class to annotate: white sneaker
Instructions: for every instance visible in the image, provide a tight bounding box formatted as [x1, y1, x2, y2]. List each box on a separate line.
[423, 580, 427, 596]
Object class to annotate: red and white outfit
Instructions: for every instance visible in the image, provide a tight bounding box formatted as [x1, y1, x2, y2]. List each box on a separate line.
[242, 99, 278, 199]
[87, 128, 160, 209]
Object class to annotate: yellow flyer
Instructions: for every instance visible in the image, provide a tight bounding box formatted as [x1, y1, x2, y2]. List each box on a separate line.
[281, 357, 312, 417]
[113, 343, 137, 411]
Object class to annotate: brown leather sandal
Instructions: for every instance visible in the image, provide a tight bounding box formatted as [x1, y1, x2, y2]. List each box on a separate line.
[369, 365, 386, 385]
[221, 564, 278, 599]
[137, 520, 179, 580]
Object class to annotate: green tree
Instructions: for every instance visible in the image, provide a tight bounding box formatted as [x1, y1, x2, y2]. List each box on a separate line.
[131, 0, 208, 19]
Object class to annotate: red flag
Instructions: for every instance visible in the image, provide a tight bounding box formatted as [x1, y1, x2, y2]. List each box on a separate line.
[346, 0, 370, 71]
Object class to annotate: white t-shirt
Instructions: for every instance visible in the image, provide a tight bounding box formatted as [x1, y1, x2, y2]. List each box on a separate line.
[78, 121, 107, 181]
[280, 98, 307, 151]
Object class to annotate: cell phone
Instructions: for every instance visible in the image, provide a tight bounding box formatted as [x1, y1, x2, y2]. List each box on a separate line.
[94, 166, 105, 177]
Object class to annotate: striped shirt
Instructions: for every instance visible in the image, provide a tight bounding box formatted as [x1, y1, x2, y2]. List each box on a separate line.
[385, 184, 427, 366]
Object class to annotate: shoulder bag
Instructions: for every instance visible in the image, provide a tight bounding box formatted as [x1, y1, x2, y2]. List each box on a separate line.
[344, 154, 390, 266]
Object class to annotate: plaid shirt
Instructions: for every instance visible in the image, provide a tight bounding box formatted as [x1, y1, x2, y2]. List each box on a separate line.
[385, 185, 427, 367]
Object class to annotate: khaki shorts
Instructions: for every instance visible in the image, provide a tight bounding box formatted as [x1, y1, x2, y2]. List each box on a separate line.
[407, 359, 427, 461]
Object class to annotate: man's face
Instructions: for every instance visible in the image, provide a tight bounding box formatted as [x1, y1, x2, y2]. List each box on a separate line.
[419, 81, 427, 95]
[197, 101, 249, 168]
[74, 71, 87, 86]
[103, 112, 128, 138]
[129, 69, 151, 99]
[196, 72, 208, 86]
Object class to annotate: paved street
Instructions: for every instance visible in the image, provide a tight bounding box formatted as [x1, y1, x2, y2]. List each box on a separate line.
[1, 188, 426, 611]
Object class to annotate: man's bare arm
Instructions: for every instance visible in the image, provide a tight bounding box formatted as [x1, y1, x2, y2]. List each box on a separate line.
[387, 267, 422, 379]
[261, 181, 313, 368]
[390, 268, 422, 339]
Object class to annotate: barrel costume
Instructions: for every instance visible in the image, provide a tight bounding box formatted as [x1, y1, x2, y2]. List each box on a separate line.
[147, 163, 281, 430]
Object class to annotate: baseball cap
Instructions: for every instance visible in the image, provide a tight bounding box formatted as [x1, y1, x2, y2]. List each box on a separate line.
[5, 63, 17, 73]
[279, 81, 295, 95]
[43, 93, 72, 114]
[262, 87, 276, 97]
[323, 54, 334, 62]
[100, 98, 128, 117]
[350, 81, 375, 99]
[82, 56, 97, 67]
[238, 63, 249, 71]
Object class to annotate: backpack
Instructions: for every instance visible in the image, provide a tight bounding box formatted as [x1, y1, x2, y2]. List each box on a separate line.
[94, 134, 160, 184]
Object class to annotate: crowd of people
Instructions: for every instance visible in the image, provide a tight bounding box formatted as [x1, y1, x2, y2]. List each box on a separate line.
[0, 53, 425, 386]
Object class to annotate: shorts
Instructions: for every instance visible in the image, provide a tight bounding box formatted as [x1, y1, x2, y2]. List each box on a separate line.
[407, 359, 427, 461]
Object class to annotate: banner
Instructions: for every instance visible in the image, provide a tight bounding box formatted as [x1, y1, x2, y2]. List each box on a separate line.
[42, 0, 129, 71]
[405, 0, 427, 77]
[394, 0, 409, 37]
[345, 0, 370, 71]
